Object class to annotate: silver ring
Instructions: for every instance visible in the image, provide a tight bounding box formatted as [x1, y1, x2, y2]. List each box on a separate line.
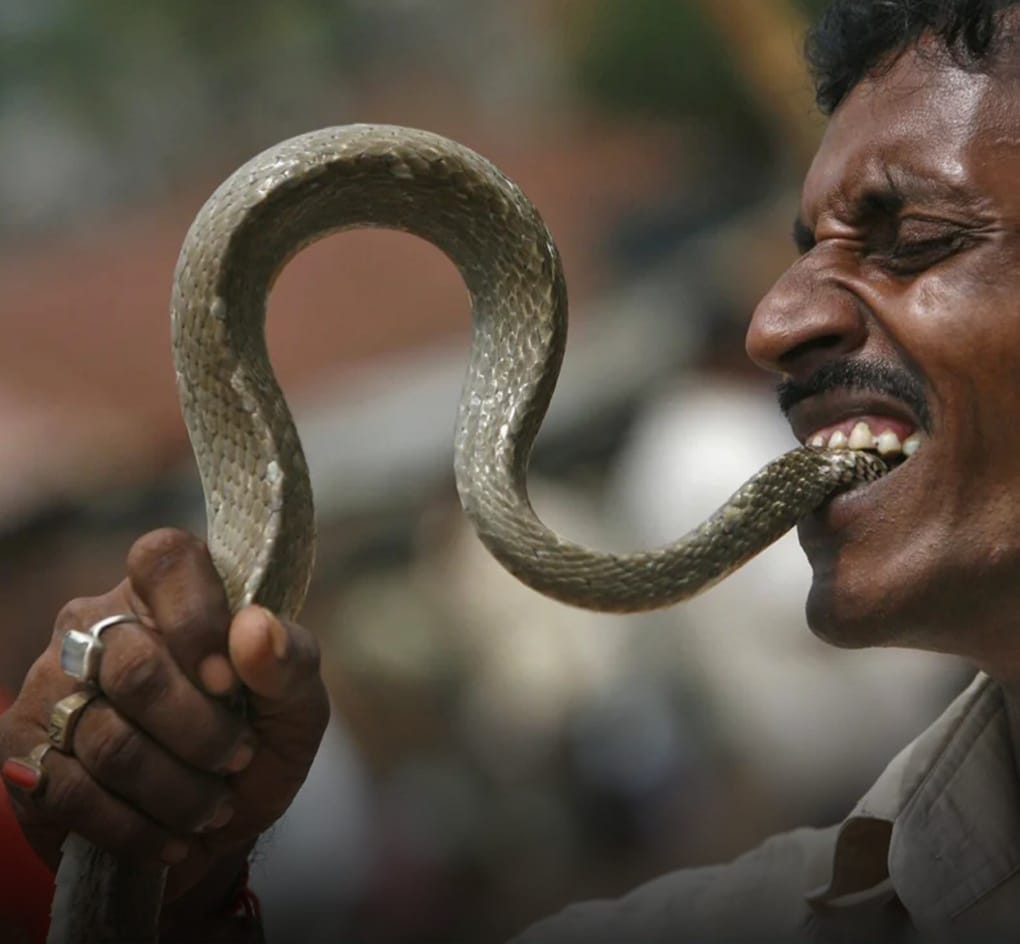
[59, 613, 141, 684]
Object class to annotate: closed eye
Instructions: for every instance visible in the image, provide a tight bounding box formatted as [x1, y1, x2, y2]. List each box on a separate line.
[878, 218, 974, 275]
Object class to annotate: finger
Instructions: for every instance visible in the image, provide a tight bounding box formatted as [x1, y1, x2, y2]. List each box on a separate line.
[51, 581, 136, 647]
[72, 699, 234, 834]
[228, 607, 323, 706]
[229, 606, 329, 757]
[125, 528, 236, 695]
[5, 627, 84, 734]
[25, 747, 190, 867]
[223, 607, 329, 832]
[95, 619, 253, 774]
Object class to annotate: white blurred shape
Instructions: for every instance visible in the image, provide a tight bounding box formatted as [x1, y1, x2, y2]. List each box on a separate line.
[252, 713, 373, 943]
[611, 376, 963, 810]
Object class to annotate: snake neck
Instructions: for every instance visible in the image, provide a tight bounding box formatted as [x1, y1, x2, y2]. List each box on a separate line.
[170, 125, 565, 617]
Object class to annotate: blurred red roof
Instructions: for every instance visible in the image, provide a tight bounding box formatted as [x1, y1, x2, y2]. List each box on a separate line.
[0, 111, 685, 520]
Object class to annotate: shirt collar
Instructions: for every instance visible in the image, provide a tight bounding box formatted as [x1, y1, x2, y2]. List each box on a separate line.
[806, 673, 1020, 928]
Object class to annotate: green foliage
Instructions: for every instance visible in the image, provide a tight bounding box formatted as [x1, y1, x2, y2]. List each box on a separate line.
[569, 0, 769, 148]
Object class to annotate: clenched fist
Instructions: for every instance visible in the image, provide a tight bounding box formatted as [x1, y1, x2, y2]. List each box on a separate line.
[0, 528, 330, 935]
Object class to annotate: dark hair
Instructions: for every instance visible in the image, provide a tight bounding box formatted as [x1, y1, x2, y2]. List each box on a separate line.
[805, 0, 1019, 114]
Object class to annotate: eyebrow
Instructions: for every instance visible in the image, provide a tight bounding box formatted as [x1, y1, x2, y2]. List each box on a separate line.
[792, 188, 906, 253]
[882, 166, 983, 207]
[790, 166, 986, 254]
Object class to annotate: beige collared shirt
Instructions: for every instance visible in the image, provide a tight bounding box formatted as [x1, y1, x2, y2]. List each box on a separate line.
[512, 674, 1020, 943]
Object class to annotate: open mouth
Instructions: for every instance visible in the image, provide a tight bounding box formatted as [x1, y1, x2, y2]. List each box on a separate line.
[805, 417, 921, 471]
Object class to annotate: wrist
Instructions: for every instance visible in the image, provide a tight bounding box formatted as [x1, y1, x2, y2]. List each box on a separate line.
[160, 844, 262, 944]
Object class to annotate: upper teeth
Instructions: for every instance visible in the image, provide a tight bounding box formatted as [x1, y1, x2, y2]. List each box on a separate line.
[808, 420, 921, 459]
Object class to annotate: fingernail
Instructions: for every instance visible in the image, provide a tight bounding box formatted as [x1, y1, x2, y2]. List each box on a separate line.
[197, 797, 234, 833]
[2, 757, 40, 793]
[258, 607, 287, 660]
[199, 654, 236, 696]
[206, 800, 234, 831]
[160, 838, 190, 866]
[226, 740, 254, 774]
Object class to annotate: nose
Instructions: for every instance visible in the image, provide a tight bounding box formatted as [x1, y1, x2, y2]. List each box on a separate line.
[745, 249, 868, 378]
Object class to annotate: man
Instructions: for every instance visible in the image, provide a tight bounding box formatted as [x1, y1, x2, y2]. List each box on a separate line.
[3, 0, 1019, 942]
[513, 1, 1020, 941]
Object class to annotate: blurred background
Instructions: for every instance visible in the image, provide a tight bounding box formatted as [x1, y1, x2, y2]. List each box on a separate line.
[0, 1, 968, 941]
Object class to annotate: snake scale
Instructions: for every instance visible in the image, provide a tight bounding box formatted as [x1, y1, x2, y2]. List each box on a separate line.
[47, 125, 888, 942]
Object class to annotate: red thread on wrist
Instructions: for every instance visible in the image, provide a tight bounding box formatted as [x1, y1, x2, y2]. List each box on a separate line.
[225, 863, 261, 920]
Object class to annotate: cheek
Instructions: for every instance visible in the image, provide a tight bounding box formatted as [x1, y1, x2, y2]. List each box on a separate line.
[907, 271, 1007, 360]
[897, 256, 1020, 433]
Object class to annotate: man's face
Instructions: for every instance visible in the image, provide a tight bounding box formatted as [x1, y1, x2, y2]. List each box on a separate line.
[745, 44, 1020, 669]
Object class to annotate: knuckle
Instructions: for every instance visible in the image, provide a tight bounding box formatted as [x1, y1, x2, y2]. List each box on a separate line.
[127, 528, 206, 580]
[126, 528, 229, 639]
[42, 757, 167, 863]
[7, 658, 54, 719]
[46, 763, 90, 823]
[190, 721, 245, 772]
[52, 584, 133, 644]
[88, 721, 143, 782]
[52, 598, 91, 635]
[104, 641, 169, 705]
[165, 595, 224, 637]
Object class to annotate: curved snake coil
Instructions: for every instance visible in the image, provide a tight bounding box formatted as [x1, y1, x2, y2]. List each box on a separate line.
[48, 124, 889, 942]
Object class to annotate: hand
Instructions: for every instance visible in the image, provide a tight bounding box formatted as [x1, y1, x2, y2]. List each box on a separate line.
[0, 528, 330, 914]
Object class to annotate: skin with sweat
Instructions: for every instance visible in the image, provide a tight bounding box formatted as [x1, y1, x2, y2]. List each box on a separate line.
[746, 44, 1020, 681]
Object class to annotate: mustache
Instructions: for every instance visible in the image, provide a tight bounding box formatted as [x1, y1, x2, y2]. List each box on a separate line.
[776, 359, 932, 433]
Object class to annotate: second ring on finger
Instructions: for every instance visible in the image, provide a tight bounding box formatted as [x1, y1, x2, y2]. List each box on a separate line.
[48, 687, 102, 753]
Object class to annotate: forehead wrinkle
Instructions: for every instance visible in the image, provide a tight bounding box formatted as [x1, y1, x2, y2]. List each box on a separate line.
[800, 160, 895, 231]
[803, 50, 1002, 225]
[804, 141, 988, 230]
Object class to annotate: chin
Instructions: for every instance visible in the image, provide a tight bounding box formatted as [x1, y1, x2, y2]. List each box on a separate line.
[802, 564, 929, 651]
[802, 560, 989, 660]
[805, 587, 900, 650]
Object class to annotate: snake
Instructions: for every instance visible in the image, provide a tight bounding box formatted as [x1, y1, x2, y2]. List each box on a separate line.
[46, 124, 888, 942]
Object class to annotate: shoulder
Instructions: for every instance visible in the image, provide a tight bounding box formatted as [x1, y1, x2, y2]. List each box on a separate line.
[510, 825, 838, 944]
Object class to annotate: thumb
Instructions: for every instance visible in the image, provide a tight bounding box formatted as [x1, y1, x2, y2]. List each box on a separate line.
[228, 606, 324, 707]
[224, 606, 330, 832]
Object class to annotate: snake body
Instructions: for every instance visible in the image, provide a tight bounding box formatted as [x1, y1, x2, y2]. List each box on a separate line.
[49, 124, 888, 941]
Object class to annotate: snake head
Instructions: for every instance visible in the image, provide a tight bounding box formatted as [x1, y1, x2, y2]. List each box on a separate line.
[813, 445, 891, 486]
